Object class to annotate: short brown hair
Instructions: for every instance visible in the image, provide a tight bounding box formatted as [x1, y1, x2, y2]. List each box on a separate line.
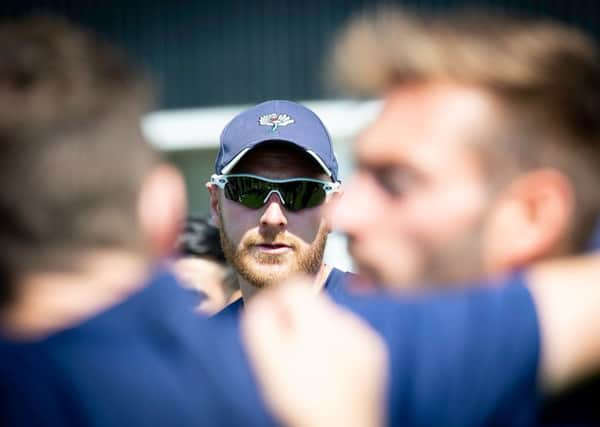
[0, 16, 157, 297]
[332, 8, 600, 252]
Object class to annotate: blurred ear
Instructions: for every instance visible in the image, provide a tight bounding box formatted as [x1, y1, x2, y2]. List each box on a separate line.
[483, 168, 574, 272]
[138, 163, 187, 258]
[206, 182, 222, 227]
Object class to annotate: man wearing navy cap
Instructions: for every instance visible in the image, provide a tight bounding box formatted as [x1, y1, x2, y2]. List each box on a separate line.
[209, 100, 351, 313]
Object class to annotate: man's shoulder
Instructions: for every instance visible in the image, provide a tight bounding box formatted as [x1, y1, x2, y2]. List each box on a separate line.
[0, 329, 90, 426]
[0, 269, 275, 426]
[323, 267, 355, 297]
[335, 271, 540, 426]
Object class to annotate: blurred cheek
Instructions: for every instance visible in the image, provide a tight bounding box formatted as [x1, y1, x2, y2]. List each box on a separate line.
[403, 183, 488, 246]
[350, 218, 423, 285]
[337, 187, 435, 285]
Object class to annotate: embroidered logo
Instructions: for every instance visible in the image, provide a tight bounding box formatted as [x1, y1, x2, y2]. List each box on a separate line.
[259, 113, 294, 131]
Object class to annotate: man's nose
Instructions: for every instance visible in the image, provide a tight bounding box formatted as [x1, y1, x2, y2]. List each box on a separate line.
[260, 192, 288, 229]
[327, 174, 377, 234]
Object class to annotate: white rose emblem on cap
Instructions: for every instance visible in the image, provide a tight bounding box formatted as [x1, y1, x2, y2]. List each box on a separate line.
[259, 113, 295, 132]
[216, 100, 340, 182]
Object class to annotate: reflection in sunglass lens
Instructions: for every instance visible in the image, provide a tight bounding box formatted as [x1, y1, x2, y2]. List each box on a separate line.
[238, 191, 266, 209]
[224, 177, 267, 209]
[281, 181, 326, 211]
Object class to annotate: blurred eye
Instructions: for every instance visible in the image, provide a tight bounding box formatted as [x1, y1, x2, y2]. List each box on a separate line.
[372, 167, 419, 198]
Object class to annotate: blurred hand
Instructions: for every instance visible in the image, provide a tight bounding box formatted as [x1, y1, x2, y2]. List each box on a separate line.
[172, 257, 229, 314]
[242, 278, 388, 427]
[528, 253, 600, 394]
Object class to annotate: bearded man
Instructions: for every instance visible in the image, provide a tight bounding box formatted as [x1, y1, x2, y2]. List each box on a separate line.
[208, 100, 349, 315]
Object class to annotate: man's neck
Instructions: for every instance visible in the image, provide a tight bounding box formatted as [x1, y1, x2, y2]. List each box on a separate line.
[238, 264, 333, 301]
[0, 251, 149, 341]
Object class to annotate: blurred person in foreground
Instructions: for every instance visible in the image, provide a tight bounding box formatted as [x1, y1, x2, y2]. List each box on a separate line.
[2, 13, 600, 427]
[243, 7, 600, 426]
[173, 215, 240, 314]
[325, 9, 600, 424]
[208, 100, 352, 317]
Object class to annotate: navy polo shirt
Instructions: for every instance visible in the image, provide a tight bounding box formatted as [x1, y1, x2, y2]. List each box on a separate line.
[0, 269, 276, 427]
[217, 267, 352, 318]
[334, 273, 539, 427]
[0, 268, 540, 426]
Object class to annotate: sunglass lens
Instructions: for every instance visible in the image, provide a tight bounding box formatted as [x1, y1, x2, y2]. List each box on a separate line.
[238, 192, 267, 209]
[282, 181, 326, 211]
[224, 176, 269, 209]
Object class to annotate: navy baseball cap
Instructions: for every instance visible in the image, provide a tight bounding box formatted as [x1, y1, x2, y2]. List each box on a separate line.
[215, 100, 339, 182]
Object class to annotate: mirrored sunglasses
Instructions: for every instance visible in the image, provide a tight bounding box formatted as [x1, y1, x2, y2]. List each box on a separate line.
[210, 174, 340, 211]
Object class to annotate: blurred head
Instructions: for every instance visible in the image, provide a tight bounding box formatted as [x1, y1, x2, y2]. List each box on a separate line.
[173, 216, 238, 314]
[330, 9, 600, 288]
[0, 17, 185, 308]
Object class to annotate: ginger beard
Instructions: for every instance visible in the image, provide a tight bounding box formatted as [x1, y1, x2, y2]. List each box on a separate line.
[219, 211, 328, 289]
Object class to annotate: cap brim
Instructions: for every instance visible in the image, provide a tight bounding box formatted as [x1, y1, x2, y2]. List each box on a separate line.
[220, 139, 333, 178]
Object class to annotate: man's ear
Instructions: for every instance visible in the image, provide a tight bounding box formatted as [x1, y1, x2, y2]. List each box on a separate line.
[206, 181, 221, 227]
[138, 163, 187, 258]
[483, 168, 574, 272]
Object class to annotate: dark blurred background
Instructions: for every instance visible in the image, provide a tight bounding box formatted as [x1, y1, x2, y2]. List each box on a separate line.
[1, 0, 598, 109]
